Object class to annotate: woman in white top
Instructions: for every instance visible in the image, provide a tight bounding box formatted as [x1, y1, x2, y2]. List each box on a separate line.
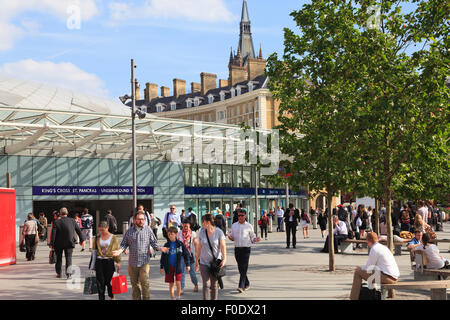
[414, 233, 449, 270]
[23, 213, 39, 261]
[177, 218, 199, 293]
[93, 221, 121, 300]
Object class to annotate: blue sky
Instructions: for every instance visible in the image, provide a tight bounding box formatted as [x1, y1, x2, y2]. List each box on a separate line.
[0, 0, 304, 100]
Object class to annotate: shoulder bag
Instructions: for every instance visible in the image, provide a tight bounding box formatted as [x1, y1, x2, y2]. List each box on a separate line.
[205, 229, 226, 278]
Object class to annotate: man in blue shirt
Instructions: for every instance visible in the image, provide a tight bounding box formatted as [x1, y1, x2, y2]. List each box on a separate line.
[162, 205, 182, 240]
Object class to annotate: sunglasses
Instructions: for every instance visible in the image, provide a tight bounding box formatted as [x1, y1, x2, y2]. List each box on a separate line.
[238, 215, 245, 217]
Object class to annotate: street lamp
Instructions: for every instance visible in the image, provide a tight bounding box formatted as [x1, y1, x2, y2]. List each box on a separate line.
[119, 59, 146, 213]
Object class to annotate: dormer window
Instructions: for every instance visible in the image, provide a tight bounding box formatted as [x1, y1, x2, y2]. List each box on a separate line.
[230, 88, 235, 98]
[194, 97, 201, 107]
[219, 91, 226, 101]
[248, 82, 254, 92]
[170, 101, 177, 111]
[236, 86, 242, 96]
[156, 103, 164, 113]
[208, 94, 214, 104]
[186, 99, 192, 108]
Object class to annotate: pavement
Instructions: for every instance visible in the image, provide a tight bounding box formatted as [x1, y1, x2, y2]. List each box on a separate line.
[1, 223, 449, 300]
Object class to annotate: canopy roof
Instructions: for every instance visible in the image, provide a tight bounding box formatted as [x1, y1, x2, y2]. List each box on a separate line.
[0, 76, 269, 162]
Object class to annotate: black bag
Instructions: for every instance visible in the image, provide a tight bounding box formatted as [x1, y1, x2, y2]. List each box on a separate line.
[162, 213, 170, 239]
[359, 284, 381, 300]
[205, 229, 226, 288]
[49, 249, 56, 264]
[19, 241, 26, 252]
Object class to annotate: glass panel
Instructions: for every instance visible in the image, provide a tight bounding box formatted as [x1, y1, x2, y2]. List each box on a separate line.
[221, 165, 232, 188]
[243, 167, 251, 188]
[210, 200, 222, 215]
[198, 198, 210, 219]
[184, 164, 197, 187]
[210, 165, 221, 187]
[232, 166, 242, 188]
[184, 198, 198, 215]
[198, 164, 210, 187]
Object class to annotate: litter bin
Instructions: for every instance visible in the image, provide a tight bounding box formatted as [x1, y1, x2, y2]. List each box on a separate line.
[122, 222, 129, 235]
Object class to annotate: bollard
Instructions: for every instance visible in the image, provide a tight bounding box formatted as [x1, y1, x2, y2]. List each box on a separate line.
[122, 222, 129, 235]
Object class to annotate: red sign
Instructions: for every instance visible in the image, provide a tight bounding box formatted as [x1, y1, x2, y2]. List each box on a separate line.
[0, 189, 16, 267]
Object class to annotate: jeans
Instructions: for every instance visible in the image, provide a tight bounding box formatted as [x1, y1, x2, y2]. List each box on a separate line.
[180, 256, 198, 290]
[285, 222, 297, 247]
[55, 247, 73, 276]
[128, 263, 150, 300]
[260, 226, 268, 239]
[199, 264, 219, 300]
[277, 218, 284, 231]
[95, 258, 115, 300]
[235, 247, 251, 289]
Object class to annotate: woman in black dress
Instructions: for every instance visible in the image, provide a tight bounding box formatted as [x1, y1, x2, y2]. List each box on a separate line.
[317, 209, 327, 238]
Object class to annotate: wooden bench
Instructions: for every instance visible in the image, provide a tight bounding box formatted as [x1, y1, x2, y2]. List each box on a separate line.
[340, 239, 406, 255]
[424, 269, 450, 280]
[381, 280, 450, 300]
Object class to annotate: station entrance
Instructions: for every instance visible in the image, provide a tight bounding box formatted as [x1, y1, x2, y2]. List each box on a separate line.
[33, 199, 152, 234]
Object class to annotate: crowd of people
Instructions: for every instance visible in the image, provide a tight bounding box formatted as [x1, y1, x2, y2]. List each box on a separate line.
[18, 199, 448, 301]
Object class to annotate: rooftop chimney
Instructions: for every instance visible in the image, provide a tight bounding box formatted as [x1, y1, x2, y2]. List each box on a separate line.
[173, 78, 186, 98]
[219, 79, 229, 88]
[135, 80, 140, 100]
[161, 86, 170, 97]
[191, 82, 201, 93]
[200, 72, 217, 95]
[144, 83, 158, 102]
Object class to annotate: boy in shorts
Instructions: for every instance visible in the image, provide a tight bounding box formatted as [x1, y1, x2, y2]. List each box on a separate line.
[160, 227, 191, 300]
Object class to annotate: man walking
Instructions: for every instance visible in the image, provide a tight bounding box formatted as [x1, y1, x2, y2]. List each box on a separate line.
[162, 205, 182, 240]
[232, 203, 242, 224]
[228, 210, 260, 293]
[113, 211, 169, 300]
[284, 204, 300, 248]
[50, 207, 85, 279]
[80, 208, 94, 252]
[104, 209, 118, 234]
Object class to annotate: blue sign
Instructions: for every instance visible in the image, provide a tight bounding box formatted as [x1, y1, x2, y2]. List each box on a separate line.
[33, 186, 153, 196]
[185, 187, 308, 197]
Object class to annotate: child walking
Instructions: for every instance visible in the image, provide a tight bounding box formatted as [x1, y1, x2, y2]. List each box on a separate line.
[160, 227, 191, 300]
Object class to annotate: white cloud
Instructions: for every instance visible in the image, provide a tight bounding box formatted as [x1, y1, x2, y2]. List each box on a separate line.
[0, 59, 108, 97]
[109, 0, 234, 24]
[0, 0, 99, 51]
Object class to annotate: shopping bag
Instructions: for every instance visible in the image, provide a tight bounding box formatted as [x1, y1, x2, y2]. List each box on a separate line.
[83, 273, 98, 295]
[49, 249, 56, 264]
[19, 241, 26, 253]
[111, 273, 128, 295]
[88, 249, 97, 270]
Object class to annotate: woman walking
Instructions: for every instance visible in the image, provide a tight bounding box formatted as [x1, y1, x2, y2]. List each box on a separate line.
[259, 211, 270, 240]
[23, 213, 39, 261]
[195, 214, 226, 300]
[93, 221, 121, 300]
[300, 209, 310, 239]
[177, 218, 199, 294]
[317, 209, 327, 238]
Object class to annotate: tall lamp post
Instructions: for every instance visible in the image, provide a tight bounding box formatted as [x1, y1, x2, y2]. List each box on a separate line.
[119, 59, 146, 214]
[252, 104, 258, 237]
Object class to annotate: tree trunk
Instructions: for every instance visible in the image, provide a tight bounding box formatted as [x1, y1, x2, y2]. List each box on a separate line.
[375, 198, 380, 236]
[327, 192, 335, 271]
[384, 190, 394, 252]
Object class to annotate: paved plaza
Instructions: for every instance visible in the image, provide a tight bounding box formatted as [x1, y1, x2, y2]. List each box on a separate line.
[1, 224, 449, 300]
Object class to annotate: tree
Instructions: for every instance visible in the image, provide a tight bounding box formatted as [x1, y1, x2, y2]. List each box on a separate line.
[268, 0, 449, 253]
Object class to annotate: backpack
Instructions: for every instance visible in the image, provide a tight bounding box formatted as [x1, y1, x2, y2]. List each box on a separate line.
[82, 215, 93, 229]
[359, 284, 381, 300]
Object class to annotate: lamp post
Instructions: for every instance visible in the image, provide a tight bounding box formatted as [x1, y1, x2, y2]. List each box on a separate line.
[252, 104, 258, 237]
[119, 59, 147, 214]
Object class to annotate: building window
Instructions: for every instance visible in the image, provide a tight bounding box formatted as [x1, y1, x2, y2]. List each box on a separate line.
[236, 86, 242, 96]
[208, 94, 214, 104]
[233, 166, 243, 188]
[231, 108, 234, 117]
[220, 91, 225, 101]
[184, 164, 197, 187]
[198, 164, 210, 187]
[210, 165, 221, 187]
[194, 97, 201, 107]
[217, 111, 225, 120]
[209, 113, 213, 122]
[186, 99, 192, 108]
[230, 88, 235, 98]
[170, 102, 176, 111]
[156, 104, 163, 113]
[248, 82, 254, 92]
[221, 165, 232, 187]
[202, 114, 206, 122]
[243, 166, 252, 188]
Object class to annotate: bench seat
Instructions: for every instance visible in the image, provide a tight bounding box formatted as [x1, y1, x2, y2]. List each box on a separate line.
[381, 280, 450, 300]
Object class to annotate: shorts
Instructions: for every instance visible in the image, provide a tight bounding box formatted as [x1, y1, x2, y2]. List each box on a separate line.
[81, 229, 93, 240]
[165, 266, 182, 283]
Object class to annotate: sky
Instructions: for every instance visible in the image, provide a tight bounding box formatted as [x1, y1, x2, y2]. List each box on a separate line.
[0, 0, 305, 101]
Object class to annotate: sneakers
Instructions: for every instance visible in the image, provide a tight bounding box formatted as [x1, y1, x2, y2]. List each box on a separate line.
[67, 274, 72, 280]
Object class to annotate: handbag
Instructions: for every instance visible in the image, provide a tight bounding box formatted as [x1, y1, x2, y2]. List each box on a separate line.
[205, 229, 226, 279]
[19, 241, 26, 252]
[49, 249, 56, 264]
[162, 213, 170, 239]
[111, 273, 128, 295]
[83, 272, 98, 295]
[88, 249, 97, 270]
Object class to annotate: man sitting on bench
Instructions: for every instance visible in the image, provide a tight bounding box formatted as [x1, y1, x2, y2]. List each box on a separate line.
[350, 232, 400, 300]
[321, 215, 348, 254]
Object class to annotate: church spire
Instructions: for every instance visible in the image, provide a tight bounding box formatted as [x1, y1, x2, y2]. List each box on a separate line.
[259, 43, 263, 59]
[239, 0, 255, 63]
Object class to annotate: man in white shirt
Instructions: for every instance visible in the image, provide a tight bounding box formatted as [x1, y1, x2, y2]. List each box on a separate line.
[276, 206, 284, 232]
[350, 232, 400, 300]
[228, 210, 261, 293]
[321, 216, 348, 253]
[417, 200, 429, 224]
